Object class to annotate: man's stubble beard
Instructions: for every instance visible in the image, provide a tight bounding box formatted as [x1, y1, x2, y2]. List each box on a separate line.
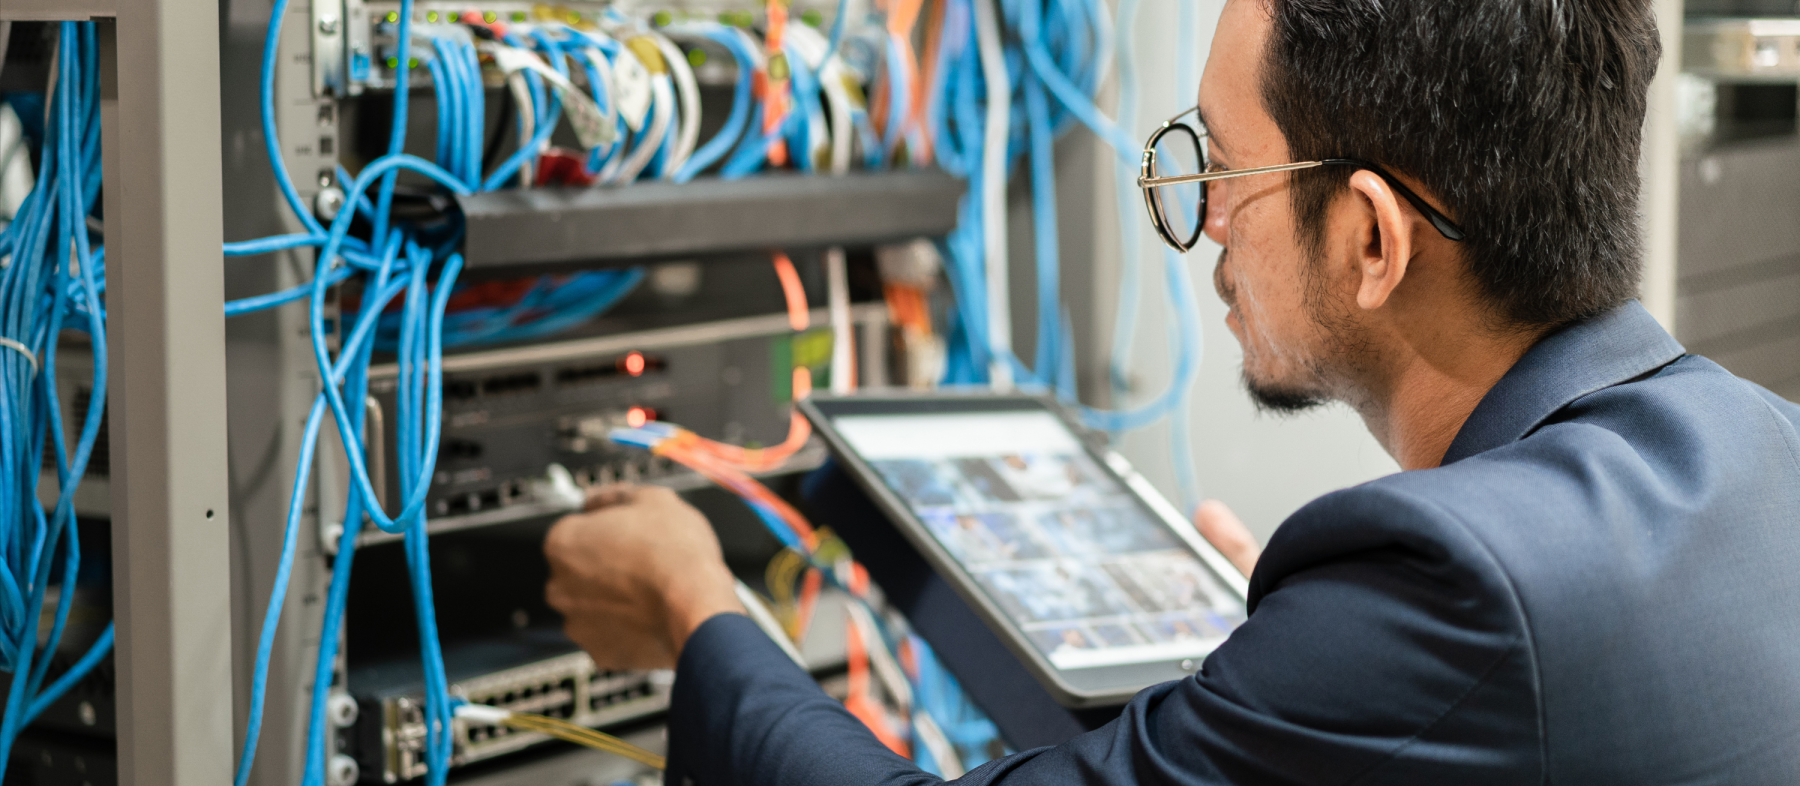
[1214, 247, 1358, 415]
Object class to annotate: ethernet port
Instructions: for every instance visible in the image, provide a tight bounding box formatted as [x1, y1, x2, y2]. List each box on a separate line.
[444, 380, 479, 400]
[478, 488, 501, 510]
[481, 372, 542, 396]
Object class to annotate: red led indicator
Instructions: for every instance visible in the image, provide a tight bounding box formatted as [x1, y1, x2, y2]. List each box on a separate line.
[626, 406, 654, 428]
[623, 352, 647, 377]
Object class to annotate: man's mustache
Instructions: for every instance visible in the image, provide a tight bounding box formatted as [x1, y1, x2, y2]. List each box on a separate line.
[1213, 249, 1236, 310]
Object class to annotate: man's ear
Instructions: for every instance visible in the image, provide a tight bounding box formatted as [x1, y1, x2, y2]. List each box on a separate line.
[1346, 169, 1415, 311]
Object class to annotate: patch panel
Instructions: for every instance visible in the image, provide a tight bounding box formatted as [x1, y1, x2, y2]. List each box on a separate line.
[360, 650, 667, 783]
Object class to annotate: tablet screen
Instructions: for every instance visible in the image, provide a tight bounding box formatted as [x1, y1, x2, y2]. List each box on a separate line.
[833, 409, 1246, 670]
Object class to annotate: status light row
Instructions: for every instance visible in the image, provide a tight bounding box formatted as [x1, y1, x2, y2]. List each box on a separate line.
[379, 6, 829, 29]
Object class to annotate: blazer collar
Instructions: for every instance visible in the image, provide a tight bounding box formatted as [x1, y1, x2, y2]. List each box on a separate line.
[1442, 300, 1686, 465]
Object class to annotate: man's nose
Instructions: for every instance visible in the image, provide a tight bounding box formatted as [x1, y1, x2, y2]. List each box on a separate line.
[1202, 181, 1227, 247]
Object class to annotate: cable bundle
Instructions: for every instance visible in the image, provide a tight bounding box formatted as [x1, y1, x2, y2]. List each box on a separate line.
[0, 21, 114, 776]
[225, 2, 479, 784]
[915, 0, 1205, 508]
[609, 418, 1003, 773]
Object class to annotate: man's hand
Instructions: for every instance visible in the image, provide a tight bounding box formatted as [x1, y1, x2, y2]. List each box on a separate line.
[544, 484, 745, 670]
[1194, 499, 1260, 577]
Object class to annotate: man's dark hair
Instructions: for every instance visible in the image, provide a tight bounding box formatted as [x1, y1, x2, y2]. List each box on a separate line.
[1260, 0, 1660, 328]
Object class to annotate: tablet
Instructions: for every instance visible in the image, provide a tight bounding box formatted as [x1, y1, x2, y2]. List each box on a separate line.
[801, 393, 1249, 707]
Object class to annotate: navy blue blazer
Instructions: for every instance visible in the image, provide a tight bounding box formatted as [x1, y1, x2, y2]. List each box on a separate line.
[664, 301, 1800, 785]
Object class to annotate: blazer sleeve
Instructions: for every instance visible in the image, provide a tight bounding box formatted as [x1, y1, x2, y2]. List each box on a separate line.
[664, 487, 1537, 786]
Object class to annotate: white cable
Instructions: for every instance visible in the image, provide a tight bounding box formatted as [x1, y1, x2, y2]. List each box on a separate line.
[649, 31, 701, 176]
[787, 24, 852, 173]
[610, 74, 673, 184]
[735, 580, 807, 667]
[845, 601, 913, 712]
[580, 47, 621, 143]
[453, 704, 513, 725]
[532, 463, 585, 511]
[974, 0, 1012, 388]
[826, 249, 855, 392]
[0, 338, 39, 377]
[788, 25, 858, 390]
[506, 71, 538, 187]
[912, 710, 965, 777]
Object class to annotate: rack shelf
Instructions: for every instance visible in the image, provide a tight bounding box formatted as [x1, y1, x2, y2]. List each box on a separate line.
[456, 169, 967, 270]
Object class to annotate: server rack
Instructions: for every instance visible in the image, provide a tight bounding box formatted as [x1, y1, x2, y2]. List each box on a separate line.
[0, 0, 968, 780]
[0, 0, 235, 783]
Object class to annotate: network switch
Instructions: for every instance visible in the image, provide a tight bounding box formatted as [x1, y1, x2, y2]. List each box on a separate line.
[350, 303, 884, 548]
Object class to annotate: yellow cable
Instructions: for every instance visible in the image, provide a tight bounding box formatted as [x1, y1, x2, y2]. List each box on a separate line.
[499, 712, 666, 770]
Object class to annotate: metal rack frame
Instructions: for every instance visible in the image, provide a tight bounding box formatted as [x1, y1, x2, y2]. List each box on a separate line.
[0, 0, 234, 783]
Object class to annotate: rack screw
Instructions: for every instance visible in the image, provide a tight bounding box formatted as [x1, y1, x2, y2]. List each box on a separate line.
[328, 693, 360, 727]
[314, 187, 346, 221]
[318, 15, 340, 35]
[326, 754, 360, 786]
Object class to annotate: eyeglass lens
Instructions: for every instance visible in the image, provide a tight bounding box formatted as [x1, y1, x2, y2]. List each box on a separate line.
[1150, 124, 1206, 250]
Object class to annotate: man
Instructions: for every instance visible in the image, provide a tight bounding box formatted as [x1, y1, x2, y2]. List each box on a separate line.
[543, 0, 1800, 782]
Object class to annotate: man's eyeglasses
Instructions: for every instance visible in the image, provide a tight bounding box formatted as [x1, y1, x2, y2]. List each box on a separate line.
[1137, 107, 1467, 252]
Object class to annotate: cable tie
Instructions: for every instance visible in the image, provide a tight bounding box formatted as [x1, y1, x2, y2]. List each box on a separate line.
[0, 338, 40, 377]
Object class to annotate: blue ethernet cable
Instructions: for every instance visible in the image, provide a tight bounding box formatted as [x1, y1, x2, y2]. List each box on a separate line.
[372, 0, 419, 245]
[823, 0, 852, 64]
[257, 0, 325, 236]
[882, 35, 912, 156]
[788, 42, 828, 173]
[1106, 0, 1143, 397]
[456, 38, 487, 185]
[0, 22, 115, 771]
[482, 79, 559, 191]
[428, 49, 453, 168]
[295, 232, 400, 786]
[671, 24, 755, 182]
[238, 256, 420, 786]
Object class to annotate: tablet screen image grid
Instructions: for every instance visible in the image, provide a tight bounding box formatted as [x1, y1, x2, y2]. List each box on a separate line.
[869, 452, 1246, 671]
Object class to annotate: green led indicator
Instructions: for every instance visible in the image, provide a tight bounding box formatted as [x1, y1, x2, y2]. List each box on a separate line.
[447, 11, 459, 21]
[651, 9, 672, 26]
[687, 48, 707, 67]
[738, 10, 756, 27]
[386, 56, 399, 68]
[483, 11, 497, 23]
[510, 10, 526, 21]
[426, 10, 438, 21]
[800, 9, 823, 27]
[385, 10, 399, 22]
[409, 57, 419, 68]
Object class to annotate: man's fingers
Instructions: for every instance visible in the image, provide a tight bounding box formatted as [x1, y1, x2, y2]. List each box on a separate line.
[1194, 499, 1260, 578]
[584, 482, 640, 511]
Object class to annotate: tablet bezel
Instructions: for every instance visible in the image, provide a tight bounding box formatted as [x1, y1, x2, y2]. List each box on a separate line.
[800, 391, 1250, 708]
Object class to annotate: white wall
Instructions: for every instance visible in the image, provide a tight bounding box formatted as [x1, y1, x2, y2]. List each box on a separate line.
[1097, 0, 1399, 544]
